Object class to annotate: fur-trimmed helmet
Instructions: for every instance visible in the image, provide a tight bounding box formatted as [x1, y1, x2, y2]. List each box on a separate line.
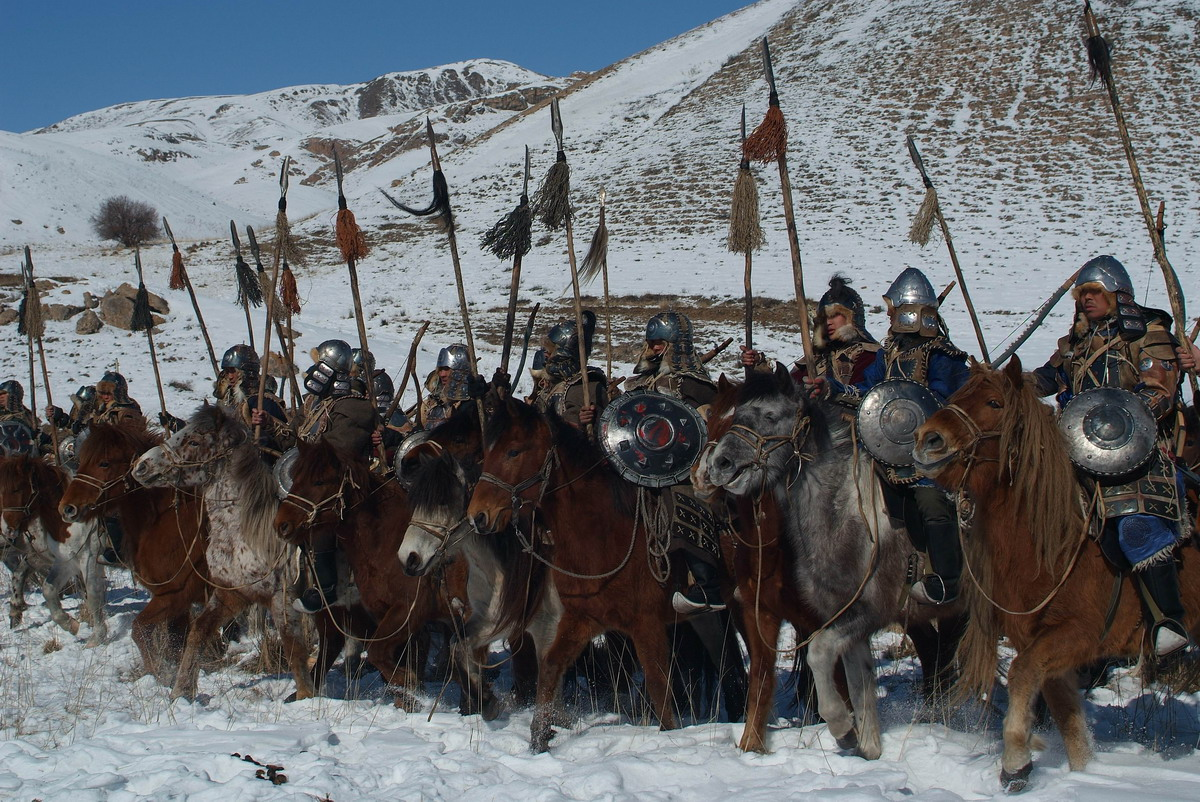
[217, 344, 260, 396]
[1075, 255, 1134, 299]
[640, 311, 706, 376]
[1072, 255, 1145, 339]
[96, 371, 131, 404]
[883, 268, 940, 337]
[645, 311, 689, 345]
[814, 274, 873, 349]
[0, 380, 23, 412]
[544, 310, 597, 381]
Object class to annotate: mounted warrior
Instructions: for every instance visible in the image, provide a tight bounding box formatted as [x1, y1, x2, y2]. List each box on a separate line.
[47, 370, 143, 434]
[533, 310, 607, 431]
[1029, 255, 1188, 658]
[418, 344, 482, 430]
[0, 380, 43, 457]
[821, 268, 970, 605]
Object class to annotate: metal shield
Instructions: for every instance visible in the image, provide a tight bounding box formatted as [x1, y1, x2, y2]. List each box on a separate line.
[0, 420, 34, 457]
[598, 389, 707, 488]
[856, 379, 941, 467]
[1061, 387, 1156, 478]
[273, 447, 299, 499]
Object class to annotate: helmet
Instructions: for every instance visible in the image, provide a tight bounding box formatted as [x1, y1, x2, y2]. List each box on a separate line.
[76, 385, 96, 405]
[305, 339, 353, 397]
[544, 311, 597, 381]
[1075, 255, 1134, 298]
[96, 371, 131, 403]
[645, 311, 688, 344]
[883, 268, 937, 308]
[221, 344, 260, 373]
[641, 311, 706, 376]
[531, 348, 547, 371]
[351, 347, 375, 375]
[817, 274, 867, 333]
[437, 344, 471, 372]
[314, 340, 353, 374]
[372, 369, 395, 414]
[0, 380, 23, 412]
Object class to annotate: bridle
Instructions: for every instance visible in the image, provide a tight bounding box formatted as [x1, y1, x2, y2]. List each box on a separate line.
[281, 469, 360, 528]
[0, 473, 40, 534]
[477, 446, 559, 528]
[923, 402, 1002, 533]
[705, 405, 813, 489]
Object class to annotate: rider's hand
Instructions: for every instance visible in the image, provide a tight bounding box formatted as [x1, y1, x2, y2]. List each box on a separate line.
[1176, 343, 1200, 374]
[578, 405, 596, 425]
[371, 428, 383, 447]
[607, 377, 626, 397]
[250, 408, 267, 426]
[802, 376, 828, 399]
[739, 345, 763, 368]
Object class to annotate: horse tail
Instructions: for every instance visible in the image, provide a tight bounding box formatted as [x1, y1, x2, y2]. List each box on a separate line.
[493, 527, 549, 645]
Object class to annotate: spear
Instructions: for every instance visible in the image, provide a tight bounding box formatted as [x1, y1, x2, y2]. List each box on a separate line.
[162, 217, 218, 377]
[247, 224, 302, 406]
[1083, 1, 1195, 395]
[230, 221, 261, 350]
[381, 120, 479, 380]
[131, 247, 168, 418]
[993, 270, 1081, 367]
[16, 254, 38, 426]
[511, 302, 542, 396]
[482, 146, 533, 377]
[742, 38, 816, 370]
[380, 320, 430, 429]
[728, 105, 765, 378]
[532, 98, 593, 433]
[579, 188, 613, 378]
[254, 159, 296, 442]
[272, 156, 303, 412]
[906, 135, 990, 363]
[20, 248, 56, 455]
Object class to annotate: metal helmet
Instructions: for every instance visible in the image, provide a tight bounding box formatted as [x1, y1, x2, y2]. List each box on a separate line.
[221, 344, 260, 373]
[76, 385, 96, 405]
[351, 347, 375, 375]
[531, 348, 547, 371]
[437, 344, 471, 372]
[96, 371, 131, 403]
[315, 339, 353, 374]
[817, 274, 867, 333]
[0, 380, 23, 412]
[1075, 255, 1134, 298]
[883, 268, 937, 309]
[645, 311, 689, 345]
[372, 369, 395, 414]
[547, 310, 596, 357]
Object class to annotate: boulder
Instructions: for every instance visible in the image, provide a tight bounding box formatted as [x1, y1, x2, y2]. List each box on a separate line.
[0, 308, 17, 326]
[112, 282, 169, 314]
[75, 309, 103, 335]
[45, 303, 84, 322]
[82, 291, 99, 310]
[98, 286, 169, 331]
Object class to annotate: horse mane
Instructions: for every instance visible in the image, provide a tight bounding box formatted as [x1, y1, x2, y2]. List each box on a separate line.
[83, 420, 162, 461]
[407, 450, 465, 513]
[734, 369, 851, 455]
[294, 437, 374, 503]
[189, 403, 283, 559]
[545, 406, 636, 518]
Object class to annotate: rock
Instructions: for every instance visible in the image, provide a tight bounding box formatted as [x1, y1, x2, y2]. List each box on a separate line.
[75, 309, 103, 335]
[98, 285, 170, 331]
[0, 308, 17, 326]
[45, 303, 84, 322]
[112, 282, 169, 314]
[83, 291, 98, 310]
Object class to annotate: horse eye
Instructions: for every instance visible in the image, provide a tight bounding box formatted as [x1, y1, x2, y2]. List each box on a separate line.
[764, 411, 778, 422]
[507, 449, 521, 459]
[987, 399, 1003, 409]
[99, 461, 110, 469]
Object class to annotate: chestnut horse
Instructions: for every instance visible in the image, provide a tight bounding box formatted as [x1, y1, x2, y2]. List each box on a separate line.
[60, 422, 210, 681]
[913, 357, 1200, 792]
[274, 439, 491, 716]
[0, 455, 106, 642]
[468, 395, 683, 752]
[131, 404, 313, 702]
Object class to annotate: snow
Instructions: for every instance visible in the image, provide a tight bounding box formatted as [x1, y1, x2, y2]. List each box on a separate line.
[2, 0, 1200, 796]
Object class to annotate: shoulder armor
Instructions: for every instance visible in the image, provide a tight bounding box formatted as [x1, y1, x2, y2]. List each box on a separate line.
[1139, 321, 1178, 361]
[929, 336, 967, 361]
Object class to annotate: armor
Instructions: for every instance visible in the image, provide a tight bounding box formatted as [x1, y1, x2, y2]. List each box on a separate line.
[0, 419, 35, 457]
[372, 369, 395, 415]
[351, 347, 375, 375]
[1073, 255, 1146, 341]
[599, 389, 707, 487]
[1061, 387, 1156, 478]
[273, 447, 299, 498]
[884, 268, 938, 308]
[544, 311, 597, 382]
[221, 344, 260, 374]
[857, 379, 941, 467]
[217, 345, 260, 398]
[634, 311, 712, 385]
[0, 380, 23, 412]
[305, 339, 353, 397]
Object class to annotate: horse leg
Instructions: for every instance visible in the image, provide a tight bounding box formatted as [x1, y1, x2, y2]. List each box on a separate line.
[510, 631, 539, 706]
[171, 590, 249, 701]
[8, 558, 31, 628]
[531, 614, 598, 752]
[82, 559, 108, 647]
[808, 630, 859, 752]
[1041, 670, 1092, 772]
[999, 650, 1047, 792]
[365, 607, 423, 713]
[309, 607, 349, 695]
[132, 593, 190, 683]
[271, 592, 316, 702]
[842, 637, 882, 760]
[41, 561, 81, 637]
[628, 617, 678, 733]
[738, 605, 781, 753]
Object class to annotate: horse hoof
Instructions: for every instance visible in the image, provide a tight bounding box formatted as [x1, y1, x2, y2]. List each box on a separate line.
[834, 729, 859, 752]
[530, 729, 555, 754]
[68, 621, 81, 636]
[393, 694, 421, 713]
[284, 692, 298, 703]
[481, 696, 501, 722]
[1000, 763, 1032, 794]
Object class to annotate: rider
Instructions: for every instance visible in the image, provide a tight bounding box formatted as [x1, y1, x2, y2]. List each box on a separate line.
[0, 380, 40, 456]
[534, 310, 607, 431]
[1030, 255, 1188, 657]
[742, 274, 880, 416]
[371, 367, 411, 455]
[291, 339, 378, 614]
[419, 344, 479, 430]
[626, 311, 726, 614]
[823, 268, 970, 606]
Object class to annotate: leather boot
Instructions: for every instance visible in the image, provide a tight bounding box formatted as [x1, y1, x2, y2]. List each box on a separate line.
[910, 489, 961, 605]
[1138, 560, 1188, 657]
[294, 548, 339, 614]
[672, 554, 726, 614]
[98, 516, 125, 566]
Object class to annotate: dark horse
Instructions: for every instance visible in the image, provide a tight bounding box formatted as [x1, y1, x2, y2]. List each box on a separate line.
[914, 357, 1200, 791]
[60, 421, 210, 682]
[274, 438, 493, 716]
[467, 395, 684, 752]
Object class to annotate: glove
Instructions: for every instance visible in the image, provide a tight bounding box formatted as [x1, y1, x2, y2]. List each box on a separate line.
[45, 405, 70, 428]
[467, 374, 489, 399]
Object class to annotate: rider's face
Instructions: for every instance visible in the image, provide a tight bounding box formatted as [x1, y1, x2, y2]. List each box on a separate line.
[438, 368, 451, 385]
[1079, 288, 1112, 322]
[97, 390, 114, 404]
[825, 312, 848, 338]
[648, 340, 668, 356]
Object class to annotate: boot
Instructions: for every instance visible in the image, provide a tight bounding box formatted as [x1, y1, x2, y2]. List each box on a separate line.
[1139, 560, 1189, 658]
[98, 517, 125, 566]
[293, 548, 338, 614]
[672, 554, 726, 614]
[909, 494, 961, 606]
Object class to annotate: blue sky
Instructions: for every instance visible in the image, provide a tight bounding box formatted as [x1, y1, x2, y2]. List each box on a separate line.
[1, 0, 753, 132]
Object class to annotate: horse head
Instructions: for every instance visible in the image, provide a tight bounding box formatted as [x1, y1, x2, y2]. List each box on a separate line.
[913, 357, 1023, 487]
[706, 364, 806, 496]
[395, 400, 483, 490]
[398, 449, 474, 576]
[274, 438, 366, 542]
[133, 402, 246, 488]
[60, 421, 159, 523]
[0, 456, 39, 536]
[468, 395, 551, 535]
[692, 373, 741, 498]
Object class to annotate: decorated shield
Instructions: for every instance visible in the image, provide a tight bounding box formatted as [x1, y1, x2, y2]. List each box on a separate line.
[856, 379, 941, 467]
[273, 447, 299, 499]
[393, 430, 434, 488]
[1061, 387, 1155, 478]
[0, 420, 34, 457]
[599, 389, 707, 488]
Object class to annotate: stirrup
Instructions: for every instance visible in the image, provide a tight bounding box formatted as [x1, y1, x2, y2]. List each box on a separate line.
[292, 588, 331, 615]
[97, 548, 122, 567]
[910, 576, 957, 606]
[672, 587, 726, 615]
[1154, 622, 1188, 658]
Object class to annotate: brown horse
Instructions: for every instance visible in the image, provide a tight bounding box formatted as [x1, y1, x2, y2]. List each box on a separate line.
[913, 357, 1200, 792]
[0, 455, 107, 641]
[60, 421, 210, 681]
[274, 438, 490, 715]
[468, 395, 682, 752]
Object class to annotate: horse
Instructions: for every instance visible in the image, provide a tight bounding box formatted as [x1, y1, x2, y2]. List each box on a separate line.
[701, 366, 963, 760]
[131, 403, 314, 702]
[0, 455, 106, 643]
[274, 438, 492, 715]
[467, 394, 688, 752]
[913, 356, 1200, 791]
[59, 421, 211, 682]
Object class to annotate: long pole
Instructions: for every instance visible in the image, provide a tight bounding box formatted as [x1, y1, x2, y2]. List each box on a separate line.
[381, 321, 430, 426]
[230, 222, 257, 351]
[256, 159, 291, 441]
[498, 147, 532, 376]
[162, 217, 218, 377]
[22, 248, 56, 454]
[133, 248, 169, 417]
[247, 225, 302, 405]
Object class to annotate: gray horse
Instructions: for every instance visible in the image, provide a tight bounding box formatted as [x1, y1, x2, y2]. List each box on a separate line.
[700, 367, 932, 760]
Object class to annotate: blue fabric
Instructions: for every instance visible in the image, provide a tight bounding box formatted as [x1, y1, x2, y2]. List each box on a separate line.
[840, 347, 969, 402]
[1118, 514, 1177, 567]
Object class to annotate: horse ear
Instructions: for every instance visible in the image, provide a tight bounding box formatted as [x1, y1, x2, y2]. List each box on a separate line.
[1003, 354, 1024, 387]
[718, 373, 732, 392]
[773, 361, 796, 395]
[967, 355, 979, 369]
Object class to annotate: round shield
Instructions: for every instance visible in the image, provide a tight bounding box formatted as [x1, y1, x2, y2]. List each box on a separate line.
[598, 389, 707, 488]
[273, 447, 299, 499]
[1061, 387, 1155, 478]
[393, 430, 433, 488]
[856, 379, 941, 467]
[0, 420, 34, 457]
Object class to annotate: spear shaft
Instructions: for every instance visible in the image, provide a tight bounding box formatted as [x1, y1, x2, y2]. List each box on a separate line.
[134, 247, 168, 417]
[512, 302, 542, 396]
[247, 225, 302, 406]
[22, 248, 56, 454]
[230, 222, 256, 350]
[162, 217, 218, 377]
[499, 147, 532, 375]
[255, 159, 291, 442]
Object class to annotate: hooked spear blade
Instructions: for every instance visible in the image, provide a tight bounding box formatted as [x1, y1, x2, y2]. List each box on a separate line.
[162, 217, 177, 248]
[246, 226, 263, 266]
[230, 220, 244, 257]
[521, 145, 531, 202]
[906, 135, 935, 189]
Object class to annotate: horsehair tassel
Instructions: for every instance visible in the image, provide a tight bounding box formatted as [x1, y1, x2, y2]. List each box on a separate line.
[909, 186, 939, 246]
[1085, 29, 1111, 86]
[380, 172, 454, 232]
[481, 196, 532, 260]
[235, 255, 263, 307]
[169, 249, 186, 290]
[533, 153, 571, 231]
[728, 164, 765, 253]
[742, 104, 787, 164]
[579, 204, 608, 284]
[336, 207, 369, 263]
[131, 283, 155, 332]
[19, 285, 44, 339]
[280, 262, 301, 315]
